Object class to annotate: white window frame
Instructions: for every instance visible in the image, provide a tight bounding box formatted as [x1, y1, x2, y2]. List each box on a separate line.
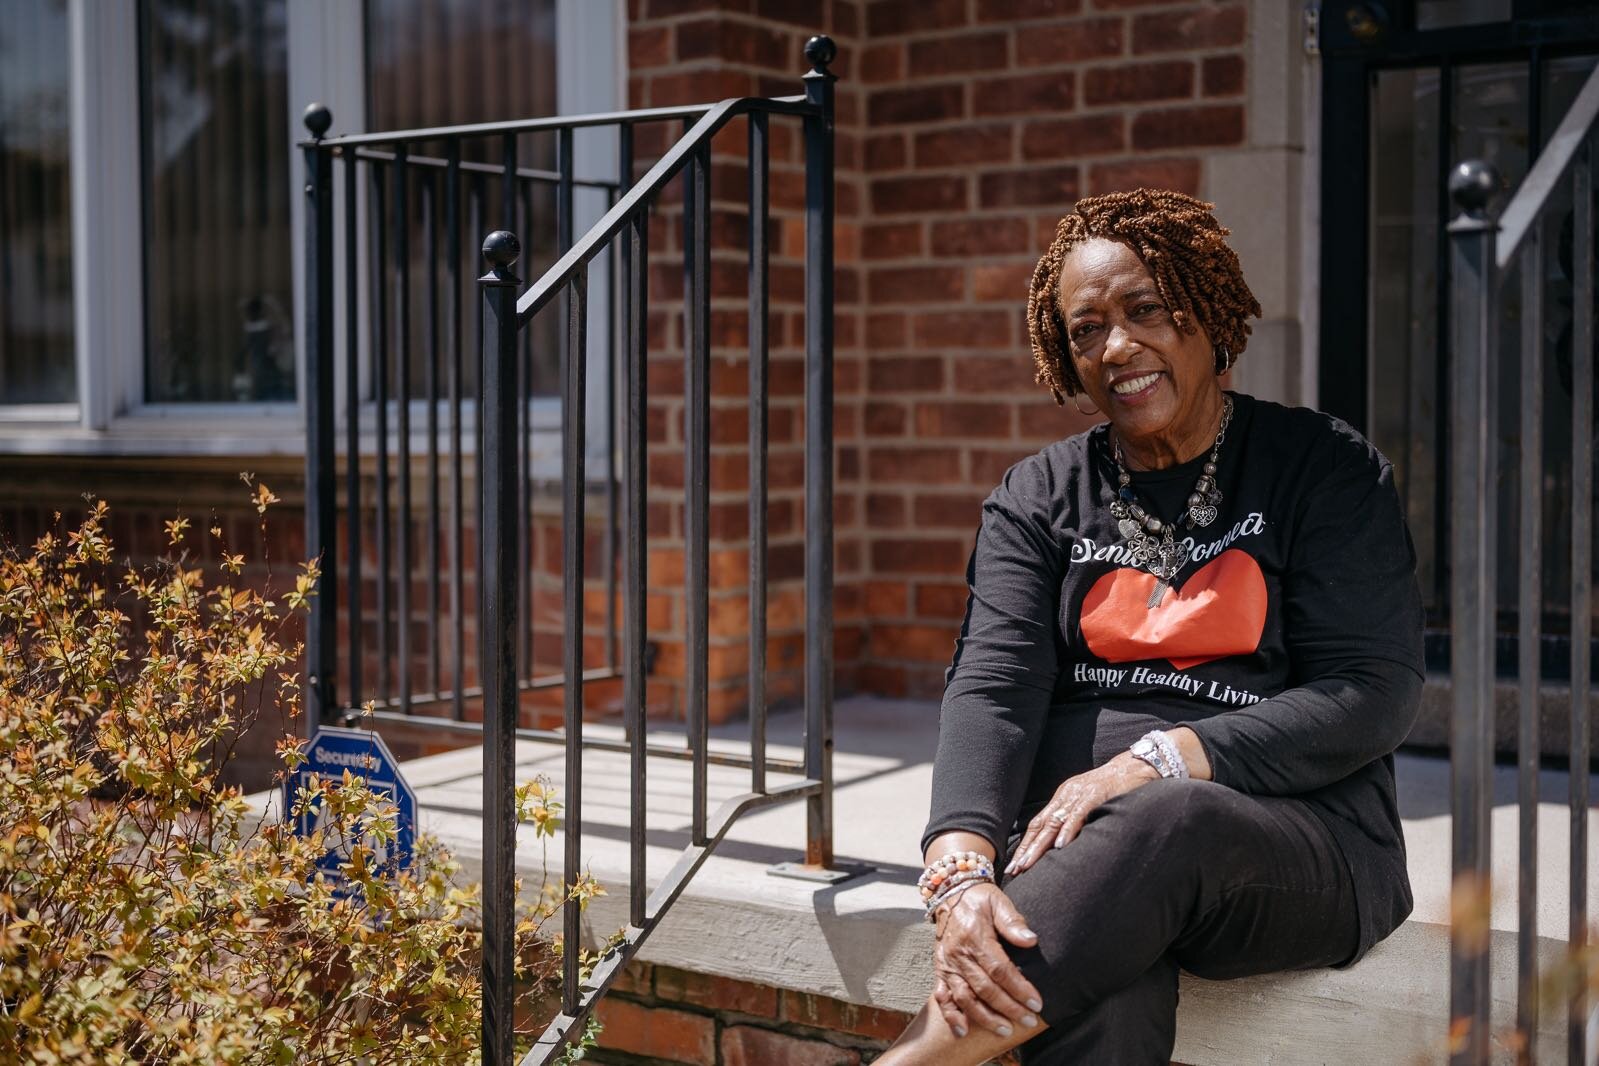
[0, 0, 623, 459]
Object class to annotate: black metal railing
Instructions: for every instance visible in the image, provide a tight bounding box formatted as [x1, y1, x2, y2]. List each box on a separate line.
[299, 35, 842, 1066]
[1447, 61, 1598, 1066]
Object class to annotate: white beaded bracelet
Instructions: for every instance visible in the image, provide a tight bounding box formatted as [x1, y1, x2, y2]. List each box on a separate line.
[1150, 729, 1189, 779]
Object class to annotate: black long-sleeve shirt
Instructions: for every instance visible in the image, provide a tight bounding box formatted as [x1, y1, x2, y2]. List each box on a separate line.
[922, 393, 1425, 963]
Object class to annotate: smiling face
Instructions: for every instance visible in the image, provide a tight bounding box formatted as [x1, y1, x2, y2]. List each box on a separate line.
[1057, 237, 1225, 469]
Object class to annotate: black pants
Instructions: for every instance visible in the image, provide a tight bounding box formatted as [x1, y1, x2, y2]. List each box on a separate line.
[1000, 779, 1359, 1065]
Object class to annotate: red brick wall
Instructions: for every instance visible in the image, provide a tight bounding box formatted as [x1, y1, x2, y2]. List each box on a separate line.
[625, 0, 1251, 707]
[626, 0, 871, 714]
[587, 959, 1044, 1065]
[590, 960, 917, 1064]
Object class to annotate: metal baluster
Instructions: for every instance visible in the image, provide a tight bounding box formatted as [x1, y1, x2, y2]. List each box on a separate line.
[344, 147, 364, 712]
[605, 200, 619, 674]
[395, 148, 413, 714]
[518, 184, 532, 680]
[470, 170, 485, 393]
[521, 175, 536, 675]
[503, 134, 517, 233]
[447, 142, 465, 719]
[301, 106, 336, 724]
[562, 267, 589, 1016]
[685, 139, 710, 848]
[557, 130, 575, 683]
[424, 170, 441, 698]
[1569, 138, 1593, 1066]
[477, 230, 521, 1066]
[625, 205, 649, 930]
[1448, 159, 1501, 1066]
[1517, 229, 1544, 1065]
[499, 139, 521, 683]
[749, 110, 769, 795]
[803, 38, 838, 869]
[371, 160, 391, 704]
[470, 173, 485, 694]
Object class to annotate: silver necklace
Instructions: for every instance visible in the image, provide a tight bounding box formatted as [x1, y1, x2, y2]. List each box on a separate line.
[1109, 396, 1233, 609]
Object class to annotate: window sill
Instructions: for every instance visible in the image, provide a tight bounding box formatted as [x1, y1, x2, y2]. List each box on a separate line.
[0, 409, 308, 457]
[0, 410, 596, 482]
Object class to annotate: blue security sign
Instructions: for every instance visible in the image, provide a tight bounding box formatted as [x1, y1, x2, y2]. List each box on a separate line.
[287, 726, 416, 887]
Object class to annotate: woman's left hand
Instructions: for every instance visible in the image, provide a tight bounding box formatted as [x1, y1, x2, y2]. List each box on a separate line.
[1005, 754, 1160, 877]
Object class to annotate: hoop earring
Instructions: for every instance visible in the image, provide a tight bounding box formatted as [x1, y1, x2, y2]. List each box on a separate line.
[1214, 346, 1234, 375]
[1072, 392, 1100, 417]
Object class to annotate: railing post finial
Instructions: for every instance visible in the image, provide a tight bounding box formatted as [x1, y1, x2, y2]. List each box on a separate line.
[1448, 159, 1500, 224]
[804, 35, 837, 80]
[303, 102, 333, 141]
[481, 229, 521, 277]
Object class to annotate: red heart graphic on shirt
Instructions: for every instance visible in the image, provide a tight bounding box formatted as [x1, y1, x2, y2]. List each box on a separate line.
[1079, 548, 1267, 669]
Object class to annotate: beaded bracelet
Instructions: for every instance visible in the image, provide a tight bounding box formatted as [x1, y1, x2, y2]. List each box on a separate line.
[917, 850, 995, 901]
[1149, 729, 1189, 779]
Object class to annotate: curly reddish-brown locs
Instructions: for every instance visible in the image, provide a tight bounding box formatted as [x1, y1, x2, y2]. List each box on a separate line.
[1026, 188, 1263, 404]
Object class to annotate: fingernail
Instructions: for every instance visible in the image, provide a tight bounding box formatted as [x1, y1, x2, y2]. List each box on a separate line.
[1019, 928, 1038, 940]
[1021, 1014, 1038, 1028]
[952, 1026, 966, 1039]
[1026, 997, 1042, 1012]
[1003, 862, 1016, 876]
[996, 1024, 1013, 1038]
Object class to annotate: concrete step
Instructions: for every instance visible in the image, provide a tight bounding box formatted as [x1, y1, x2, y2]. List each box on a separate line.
[256, 696, 1599, 1064]
[1407, 673, 1599, 766]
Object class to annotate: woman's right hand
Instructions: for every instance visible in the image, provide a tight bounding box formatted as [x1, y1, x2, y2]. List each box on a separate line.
[931, 881, 1043, 1039]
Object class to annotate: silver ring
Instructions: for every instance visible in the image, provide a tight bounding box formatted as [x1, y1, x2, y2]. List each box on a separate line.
[1047, 809, 1068, 824]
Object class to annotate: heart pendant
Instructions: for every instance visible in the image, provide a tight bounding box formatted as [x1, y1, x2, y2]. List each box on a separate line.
[1190, 503, 1217, 528]
[1158, 541, 1189, 575]
[1118, 518, 1141, 541]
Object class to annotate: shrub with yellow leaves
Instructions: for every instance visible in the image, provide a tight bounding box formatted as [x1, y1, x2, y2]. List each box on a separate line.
[0, 494, 601, 1064]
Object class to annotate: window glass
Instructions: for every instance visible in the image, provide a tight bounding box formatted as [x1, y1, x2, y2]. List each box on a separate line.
[1531, 54, 1599, 643]
[140, 0, 294, 403]
[0, 0, 75, 405]
[366, 0, 557, 137]
[366, 0, 559, 398]
[1368, 67, 1444, 619]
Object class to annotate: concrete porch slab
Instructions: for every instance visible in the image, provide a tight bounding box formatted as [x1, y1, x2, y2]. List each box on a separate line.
[256, 697, 1599, 1064]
